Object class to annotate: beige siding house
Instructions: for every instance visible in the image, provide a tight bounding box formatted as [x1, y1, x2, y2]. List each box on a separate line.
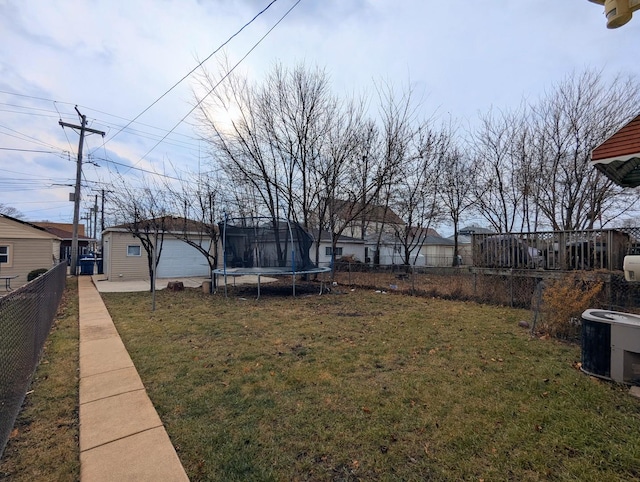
[102, 219, 218, 281]
[102, 229, 150, 281]
[0, 214, 61, 289]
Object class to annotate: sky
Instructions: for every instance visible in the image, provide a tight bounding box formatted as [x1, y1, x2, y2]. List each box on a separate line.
[1, 0, 639, 229]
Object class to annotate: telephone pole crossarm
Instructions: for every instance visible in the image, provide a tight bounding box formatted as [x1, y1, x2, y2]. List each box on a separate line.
[58, 120, 106, 136]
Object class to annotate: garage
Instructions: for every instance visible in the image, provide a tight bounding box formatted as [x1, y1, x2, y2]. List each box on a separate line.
[156, 239, 211, 278]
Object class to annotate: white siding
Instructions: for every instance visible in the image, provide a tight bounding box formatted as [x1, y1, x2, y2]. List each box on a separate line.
[104, 230, 216, 280]
[311, 240, 365, 267]
[157, 239, 210, 278]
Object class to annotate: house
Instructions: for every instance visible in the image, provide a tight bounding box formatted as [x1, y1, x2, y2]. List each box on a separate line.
[449, 225, 496, 266]
[327, 199, 405, 240]
[366, 228, 455, 267]
[0, 214, 61, 289]
[310, 230, 365, 268]
[102, 217, 218, 281]
[34, 222, 92, 263]
[364, 233, 404, 266]
[417, 234, 456, 267]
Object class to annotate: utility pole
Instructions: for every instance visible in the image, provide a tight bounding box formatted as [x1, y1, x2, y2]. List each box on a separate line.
[59, 107, 105, 275]
[93, 194, 98, 241]
[101, 189, 105, 233]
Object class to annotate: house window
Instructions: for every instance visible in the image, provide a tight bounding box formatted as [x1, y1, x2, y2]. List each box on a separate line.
[127, 245, 141, 257]
[0, 245, 9, 264]
[325, 246, 343, 257]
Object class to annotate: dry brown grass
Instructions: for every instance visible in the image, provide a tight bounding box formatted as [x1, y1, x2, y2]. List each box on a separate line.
[101, 285, 640, 481]
[0, 277, 80, 481]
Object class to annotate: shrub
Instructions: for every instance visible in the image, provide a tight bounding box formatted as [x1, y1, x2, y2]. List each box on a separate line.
[27, 268, 48, 281]
[539, 273, 604, 339]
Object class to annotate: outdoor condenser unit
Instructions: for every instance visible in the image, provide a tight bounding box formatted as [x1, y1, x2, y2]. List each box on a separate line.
[623, 254, 640, 281]
[581, 309, 640, 385]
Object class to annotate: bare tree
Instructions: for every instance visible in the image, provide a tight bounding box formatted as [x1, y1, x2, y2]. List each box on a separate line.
[362, 82, 432, 266]
[195, 62, 282, 221]
[256, 63, 334, 228]
[392, 125, 447, 267]
[195, 61, 401, 272]
[195, 62, 342, 266]
[438, 137, 476, 265]
[0, 204, 24, 220]
[530, 69, 640, 230]
[311, 100, 380, 270]
[165, 171, 223, 291]
[471, 108, 527, 233]
[109, 179, 169, 293]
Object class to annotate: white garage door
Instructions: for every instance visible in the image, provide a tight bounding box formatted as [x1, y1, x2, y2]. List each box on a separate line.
[156, 239, 211, 278]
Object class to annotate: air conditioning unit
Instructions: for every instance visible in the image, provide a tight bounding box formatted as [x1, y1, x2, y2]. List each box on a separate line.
[623, 255, 640, 281]
[581, 309, 640, 385]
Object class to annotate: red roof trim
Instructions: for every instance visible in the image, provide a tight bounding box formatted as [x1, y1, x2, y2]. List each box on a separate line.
[592, 115, 640, 162]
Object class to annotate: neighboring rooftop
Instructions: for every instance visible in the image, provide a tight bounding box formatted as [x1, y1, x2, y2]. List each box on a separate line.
[35, 222, 86, 237]
[459, 225, 495, 235]
[34, 223, 91, 241]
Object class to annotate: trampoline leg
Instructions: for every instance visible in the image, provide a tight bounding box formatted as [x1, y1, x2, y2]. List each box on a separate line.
[257, 275, 261, 300]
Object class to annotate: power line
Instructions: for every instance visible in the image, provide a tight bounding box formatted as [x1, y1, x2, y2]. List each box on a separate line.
[54, 101, 76, 155]
[89, 155, 184, 181]
[124, 0, 303, 174]
[0, 124, 66, 151]
[0, 108, 60, 119]
[0, 147, 66, 154]
[0, 101, 60, 114]
[0, 90, 60, 103]
[86, 122, 202, 153]
[0, 92, 202, 146]
[77, 106, 202, 141]
[103, 0, 280, 147]
[1, 0, 300, 193]
[0, 167, 70, 177]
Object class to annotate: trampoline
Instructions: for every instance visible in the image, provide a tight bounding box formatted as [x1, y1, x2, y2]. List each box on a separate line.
[213, 216, 330, 298]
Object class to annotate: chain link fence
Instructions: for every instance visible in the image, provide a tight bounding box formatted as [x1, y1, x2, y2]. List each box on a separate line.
[0, 262, 67, 459]
[330, 263, 638, 311]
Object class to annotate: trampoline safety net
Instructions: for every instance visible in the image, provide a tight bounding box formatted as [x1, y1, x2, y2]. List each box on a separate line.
[220, 218, 317, 272]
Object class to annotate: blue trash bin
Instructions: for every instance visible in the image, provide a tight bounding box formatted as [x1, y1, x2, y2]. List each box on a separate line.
[79, 257, 94, 275]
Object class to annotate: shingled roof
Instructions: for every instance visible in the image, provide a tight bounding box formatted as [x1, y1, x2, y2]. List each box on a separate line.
[591, 114, 640, 188]
[106, 216, 217, 234]
[329, 199, 405, 225]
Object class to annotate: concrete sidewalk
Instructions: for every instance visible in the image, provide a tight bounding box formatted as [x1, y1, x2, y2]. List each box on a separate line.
[78, 276, 189, 481]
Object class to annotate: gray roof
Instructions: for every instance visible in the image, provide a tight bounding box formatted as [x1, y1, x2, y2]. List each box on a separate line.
[459, 225, 494, 235]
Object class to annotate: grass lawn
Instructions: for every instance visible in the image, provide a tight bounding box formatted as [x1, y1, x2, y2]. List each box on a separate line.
[0, 277, 80, 481]
[102, 283, 640, 481]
